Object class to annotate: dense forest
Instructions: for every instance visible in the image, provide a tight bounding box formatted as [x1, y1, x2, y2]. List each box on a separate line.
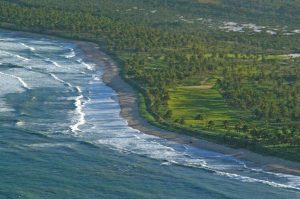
[0, 0, 299, 161]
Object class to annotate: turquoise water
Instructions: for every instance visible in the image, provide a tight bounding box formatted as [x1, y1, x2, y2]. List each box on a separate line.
[0, 30, 299, 199]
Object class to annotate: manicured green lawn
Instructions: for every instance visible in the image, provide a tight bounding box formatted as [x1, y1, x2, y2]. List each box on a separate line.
[168, 85, 248, 131]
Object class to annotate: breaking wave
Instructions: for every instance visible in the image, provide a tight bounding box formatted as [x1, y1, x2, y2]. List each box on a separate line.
[0, 71, 30, 89]
[69, 86, 86, 134]
[45, 58, 62, 67]
[20, 42, 36, 51]
[64, 48, 76, 58]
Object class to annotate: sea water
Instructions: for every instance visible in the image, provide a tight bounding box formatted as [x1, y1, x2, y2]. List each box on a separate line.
[0, 30, 299, 199]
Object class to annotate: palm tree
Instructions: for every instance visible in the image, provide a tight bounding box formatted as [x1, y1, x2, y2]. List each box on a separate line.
[195, 114, 204, 120]
[223, 120, 229, 130]
[207, 120, 215, 129]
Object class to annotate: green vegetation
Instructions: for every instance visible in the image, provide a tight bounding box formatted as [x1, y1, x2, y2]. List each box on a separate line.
[0, 0, 299, 161]
[169, 86, 242, 130]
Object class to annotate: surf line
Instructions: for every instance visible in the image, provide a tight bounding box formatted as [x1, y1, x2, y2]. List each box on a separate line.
[45, 58, 62, 68]
[49, 73, 73, 88]
[0, 72, 30, 89]
[20, 42, 36, 51]
[0, 50, 30, 62]
[70, 86, 86, 134]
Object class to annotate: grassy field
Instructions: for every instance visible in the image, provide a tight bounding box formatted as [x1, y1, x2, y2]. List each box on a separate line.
[168, 83, 249, 132]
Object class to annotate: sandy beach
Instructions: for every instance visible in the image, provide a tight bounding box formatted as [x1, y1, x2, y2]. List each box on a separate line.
[75, 41, 300, 176]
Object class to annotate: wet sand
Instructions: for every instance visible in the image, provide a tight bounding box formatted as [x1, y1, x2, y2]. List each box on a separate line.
[75, 41, 300, 176]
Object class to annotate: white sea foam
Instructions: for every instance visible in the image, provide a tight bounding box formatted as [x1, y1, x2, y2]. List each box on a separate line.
[45, 58, 62, 67]
[94, 128, 300, 191]
[64, 48, 76, 58]
[261, 171, 300, 188]
[87, 98, 115, 104]
[93, 76, 101, 81]
[52, 61, 62, 68]
[75, 86, 82, 93]
[215, 171, 300, 191]
[15, 54, 30, 61]
[66, 82, 73, 88]
[27, 143, 74, 149]
[97, 127, 300, 190]
[84, 62, 96, 70]
[70, 86, 86, 133]
[20, 42, 36, 51]
[0, 72, 30, 89]
[0, 50, 29, 61]
[50, 73, 74, 89]
[16, 120, 25, 126]
[50, 73, 65, 83]
[78, 60, 96, 70]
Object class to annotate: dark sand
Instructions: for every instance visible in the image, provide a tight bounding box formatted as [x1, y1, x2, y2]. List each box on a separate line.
[76, 41, 300, 176]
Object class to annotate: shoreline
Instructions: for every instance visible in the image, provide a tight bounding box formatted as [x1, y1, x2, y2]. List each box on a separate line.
[7, 29, 299, 176]
[75, 41, 300, 176]
[1, 28, 300, 176]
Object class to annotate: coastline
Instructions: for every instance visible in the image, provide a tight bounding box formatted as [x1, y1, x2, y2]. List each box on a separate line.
[75, 40, 300, 176]
[8, 28, 299, 176]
